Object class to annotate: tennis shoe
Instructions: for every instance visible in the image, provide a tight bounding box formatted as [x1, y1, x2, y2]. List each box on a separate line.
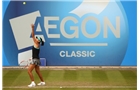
[37, 82, 45, 86]
[28, 82, 36, 87]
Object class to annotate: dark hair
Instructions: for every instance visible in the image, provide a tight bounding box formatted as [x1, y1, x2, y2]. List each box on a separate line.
[41, 41, 44, 46]
[39, 37, 44, 46]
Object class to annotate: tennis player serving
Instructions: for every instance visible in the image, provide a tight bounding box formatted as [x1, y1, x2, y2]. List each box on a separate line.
[28, 24, 45, 87]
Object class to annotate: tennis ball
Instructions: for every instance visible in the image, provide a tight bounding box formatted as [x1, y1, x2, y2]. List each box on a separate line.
[23, 2, 26, 5]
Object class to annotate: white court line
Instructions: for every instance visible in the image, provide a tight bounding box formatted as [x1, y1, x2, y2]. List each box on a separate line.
[3, 66, 137, 69]
[50, 43, 108, 46]
[3, 86, 136, 89]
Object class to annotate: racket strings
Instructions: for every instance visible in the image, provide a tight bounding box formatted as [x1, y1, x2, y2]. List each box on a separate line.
[19, 59, 32, 68]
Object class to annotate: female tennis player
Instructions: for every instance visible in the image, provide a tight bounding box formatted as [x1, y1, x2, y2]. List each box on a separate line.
[28, 24, 45, 87]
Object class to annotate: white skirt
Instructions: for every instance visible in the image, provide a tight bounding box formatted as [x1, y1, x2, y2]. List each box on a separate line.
[29, 58, 41, 66]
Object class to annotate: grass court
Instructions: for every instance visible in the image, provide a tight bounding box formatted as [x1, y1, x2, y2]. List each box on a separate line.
[3, 67, 137, 90]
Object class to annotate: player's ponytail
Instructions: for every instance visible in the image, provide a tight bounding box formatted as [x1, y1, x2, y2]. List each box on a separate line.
[41, 41, 44, 46]
[40, 37, 44, 46]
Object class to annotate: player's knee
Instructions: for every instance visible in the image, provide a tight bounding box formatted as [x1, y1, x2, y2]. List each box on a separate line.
[28, 69, 32, 74]
[35, 69, 39, 73]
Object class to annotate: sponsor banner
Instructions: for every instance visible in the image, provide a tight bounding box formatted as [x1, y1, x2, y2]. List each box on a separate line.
[3, 0, 137, 66]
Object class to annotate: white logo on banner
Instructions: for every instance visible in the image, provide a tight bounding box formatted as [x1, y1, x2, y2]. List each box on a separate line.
[9, 0, 122, 64]
[70, 0, 110, 17]
[9, 11, 45, 65]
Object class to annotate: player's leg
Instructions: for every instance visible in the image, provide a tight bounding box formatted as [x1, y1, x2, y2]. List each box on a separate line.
[35, 65, 45, 85]
[28, 64, 36, 87]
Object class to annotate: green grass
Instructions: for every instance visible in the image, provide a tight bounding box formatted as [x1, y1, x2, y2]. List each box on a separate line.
[3, 69, 137, 90]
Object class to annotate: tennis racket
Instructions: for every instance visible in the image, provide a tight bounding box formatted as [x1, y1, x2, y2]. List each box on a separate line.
[19, 58, 32, 68]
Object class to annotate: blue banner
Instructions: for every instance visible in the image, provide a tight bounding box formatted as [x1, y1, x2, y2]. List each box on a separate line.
[2, 0, 137, 66]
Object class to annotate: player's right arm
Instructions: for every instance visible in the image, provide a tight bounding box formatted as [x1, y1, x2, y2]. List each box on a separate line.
[31, 24, 38, 44]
